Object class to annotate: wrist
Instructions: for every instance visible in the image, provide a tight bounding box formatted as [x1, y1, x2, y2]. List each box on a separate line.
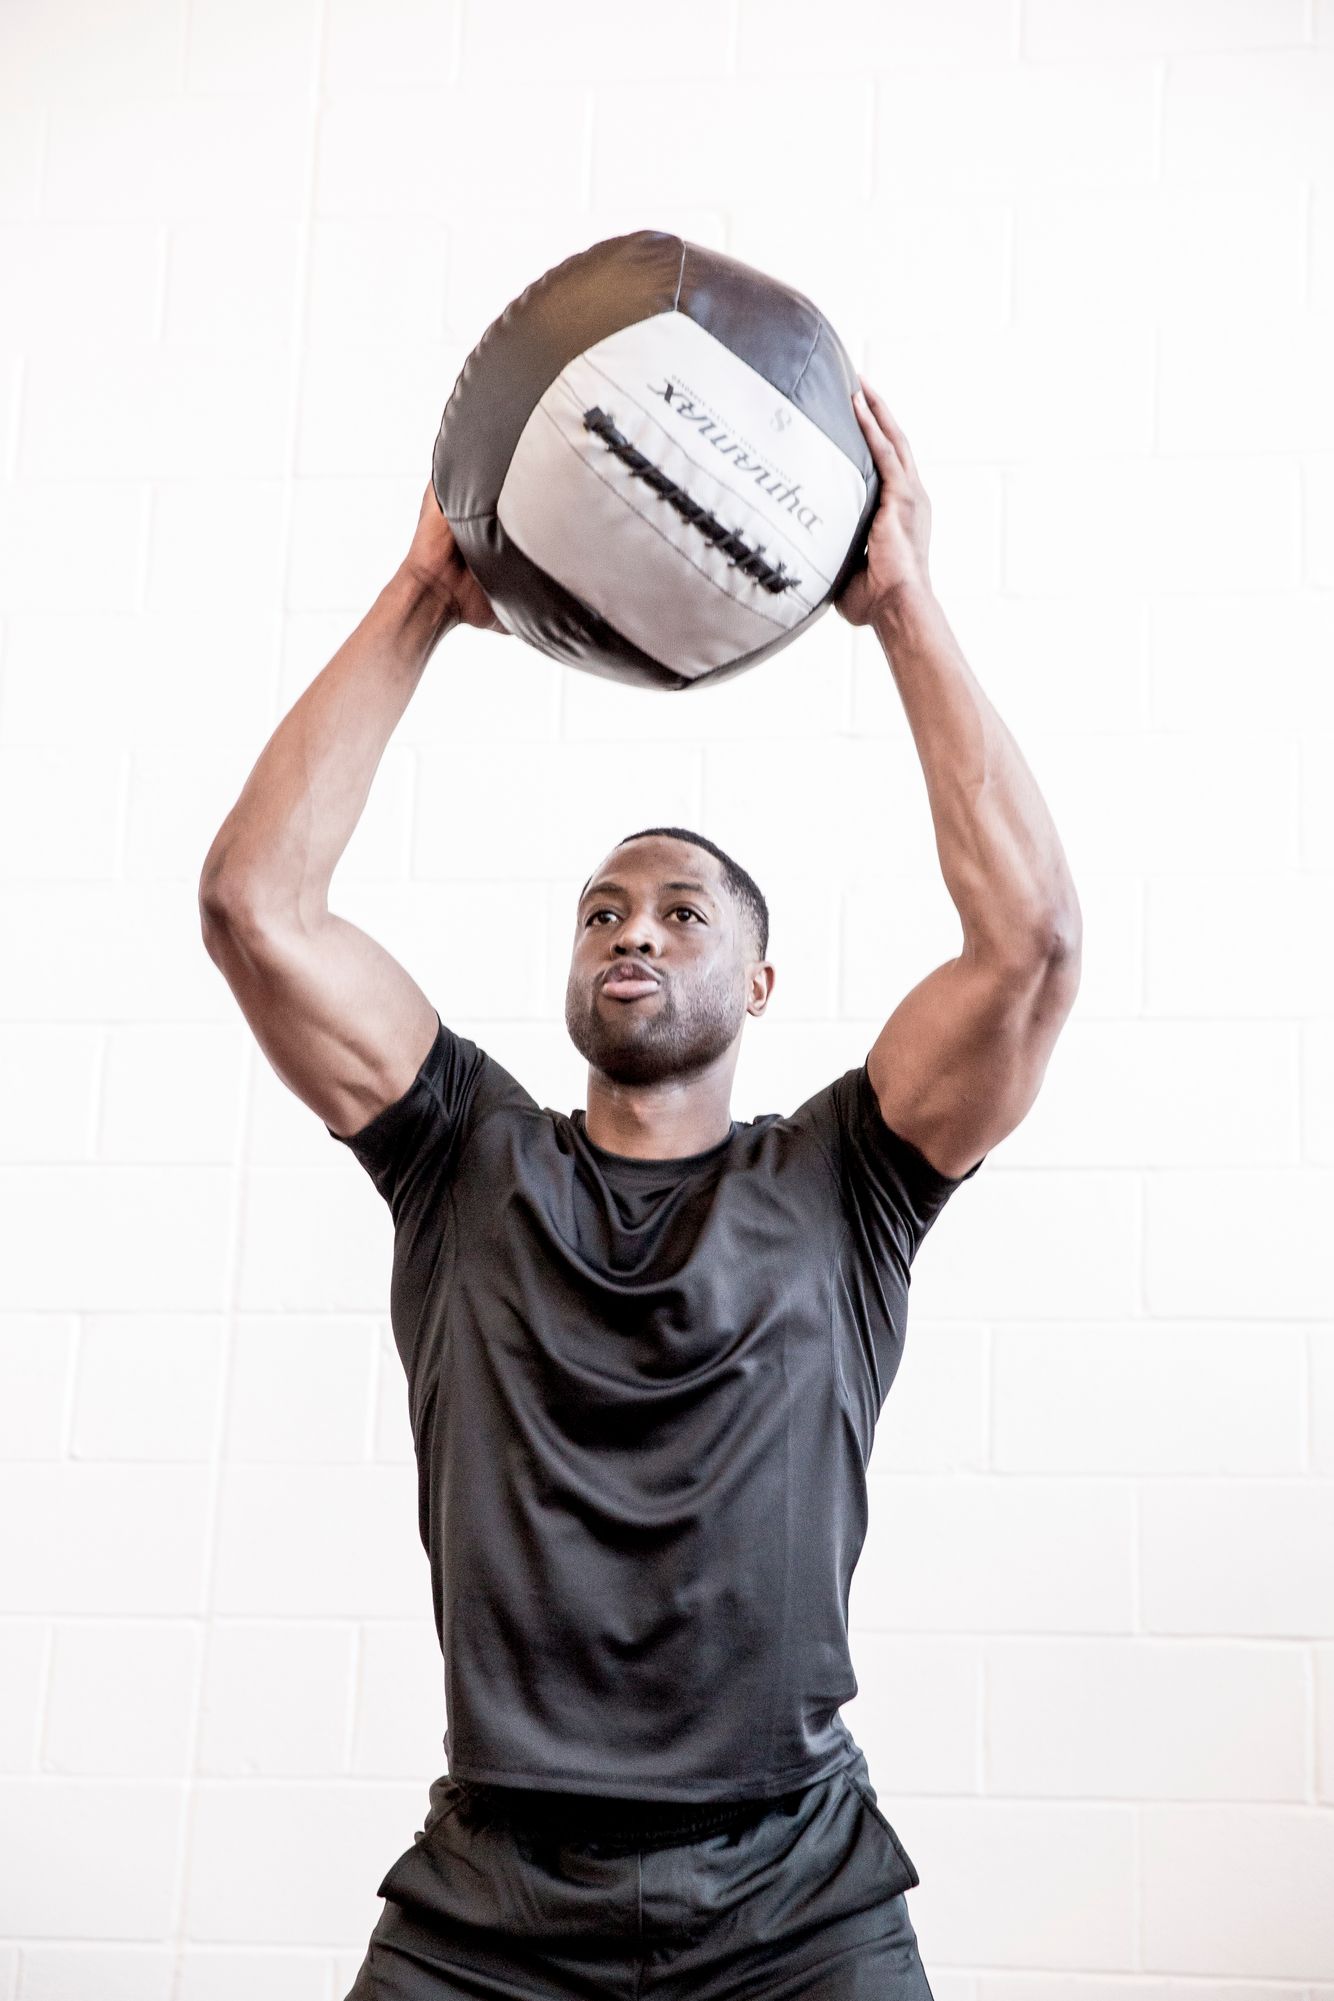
[870, 577, 939, 646]
[389, 562, 462, 643]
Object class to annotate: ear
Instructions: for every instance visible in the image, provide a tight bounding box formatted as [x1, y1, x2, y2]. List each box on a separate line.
[746, 962, 776, 1017]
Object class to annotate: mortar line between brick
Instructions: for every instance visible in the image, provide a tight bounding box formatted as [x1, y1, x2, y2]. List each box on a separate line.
[5, 354, 25, 484]
[165, 0, 331, 1982]
[30, 1617, 58, 1779]
[110, 748, 133, 880]
[33, 104, 51, 221]
[976, 1641, 988, 1795]
[449, 0, 464, 87]
[342, 1622, 364, 1780]
[1306, 1638, 1319, 1806]
[85, 1025, 110, 1162]
[1129, 1478, 1141, 1638]
[579, 83, 595, 212]
[160, 1064, 254, 1982]
[57, 1313, 83, 1463]
[1132, 1786, 1142, 1970]
[1296, 1018, 1309, 1167]
[997, 463, 1008, 594]
[152, 224, 170, 344]
[1136, 1169, 1148, 1317]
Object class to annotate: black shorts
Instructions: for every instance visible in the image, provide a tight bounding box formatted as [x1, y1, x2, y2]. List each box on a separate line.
[345, 1747, 934, 2000]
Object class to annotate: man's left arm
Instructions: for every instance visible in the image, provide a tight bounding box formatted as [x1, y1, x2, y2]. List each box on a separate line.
[839, 381, 1081, 1182]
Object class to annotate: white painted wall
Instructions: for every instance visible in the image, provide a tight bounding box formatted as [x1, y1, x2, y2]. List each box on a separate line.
[1, 0, 1331, 1994]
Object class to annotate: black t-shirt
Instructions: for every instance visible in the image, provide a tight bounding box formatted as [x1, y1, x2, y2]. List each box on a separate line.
[330, 1014, 979, 1805]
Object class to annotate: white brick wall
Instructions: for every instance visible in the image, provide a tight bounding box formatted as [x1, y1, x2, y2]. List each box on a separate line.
[1, 1, 1330, 1994]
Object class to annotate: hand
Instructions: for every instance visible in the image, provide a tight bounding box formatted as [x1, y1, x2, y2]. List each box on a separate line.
[402, 481, 509, 633]
[835, 377, 933, 628]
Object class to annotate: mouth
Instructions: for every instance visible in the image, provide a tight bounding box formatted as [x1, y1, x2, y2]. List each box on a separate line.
[600, 967, 662, 1001]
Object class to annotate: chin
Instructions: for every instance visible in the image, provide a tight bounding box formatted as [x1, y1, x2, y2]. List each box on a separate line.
[605, 1052, 682, 1088]
[584, 1032, 676, 1089]
[565, 979, 741, 1086]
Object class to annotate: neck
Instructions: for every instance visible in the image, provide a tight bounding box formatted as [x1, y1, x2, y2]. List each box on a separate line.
[582, 1058, 735, 1160]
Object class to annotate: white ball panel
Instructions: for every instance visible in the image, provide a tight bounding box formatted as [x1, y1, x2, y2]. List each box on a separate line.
[495, 310, 866, 677]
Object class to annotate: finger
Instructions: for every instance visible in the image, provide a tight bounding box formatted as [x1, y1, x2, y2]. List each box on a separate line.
[852, 385, 903, 481]
[857, 376, 920, 484]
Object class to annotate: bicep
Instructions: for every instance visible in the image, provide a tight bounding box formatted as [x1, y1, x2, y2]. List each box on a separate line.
[199, 899, 440, 1138]
[867, 939, 1081, 1181]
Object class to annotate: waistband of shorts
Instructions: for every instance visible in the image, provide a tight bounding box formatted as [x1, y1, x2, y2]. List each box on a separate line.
[454, 1780, 807, 1852]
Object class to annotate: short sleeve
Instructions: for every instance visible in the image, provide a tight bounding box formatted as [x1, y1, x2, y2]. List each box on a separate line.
[326, 1013, 492, 1227]
[788, 1063, 983, 1429]
[833, 1060, 983, 1270]
[788, 1060, 983, 1280]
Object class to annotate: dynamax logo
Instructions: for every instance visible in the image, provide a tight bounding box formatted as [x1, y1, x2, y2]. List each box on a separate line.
[648, 377, 823, 535]
[581, 407, 805, 595]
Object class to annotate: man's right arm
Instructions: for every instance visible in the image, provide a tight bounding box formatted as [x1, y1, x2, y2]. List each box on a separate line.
[199, 488, 504, 1139]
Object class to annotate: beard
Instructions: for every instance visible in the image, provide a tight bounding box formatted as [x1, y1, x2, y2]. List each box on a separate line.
[564, 960, 747, 1088]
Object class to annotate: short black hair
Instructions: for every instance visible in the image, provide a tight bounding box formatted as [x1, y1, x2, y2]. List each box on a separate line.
[601, 825, 769, 959]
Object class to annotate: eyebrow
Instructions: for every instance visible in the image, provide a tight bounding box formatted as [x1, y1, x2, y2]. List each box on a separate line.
[580, 877, 717, 906]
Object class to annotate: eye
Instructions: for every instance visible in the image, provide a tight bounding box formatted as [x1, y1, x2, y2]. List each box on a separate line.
[585, 909, 617, 926]
[672, 906, 703, 922]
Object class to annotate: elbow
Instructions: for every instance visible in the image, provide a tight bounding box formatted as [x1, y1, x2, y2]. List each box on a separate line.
[1016, 862, 1082, 968]
[198, 813, 272, 921]
[198, 822, 235, 914]
[198, 851, 272, 949]
[198, 846, 242, 937]
[1034, 897, 1082, 1018]
[198, 872, 288, 986]
[1040, 894, 1082, 970]
[978, 894, 1082, 998]
[198, 869, 248, 963]
[199, 849, 312, 960]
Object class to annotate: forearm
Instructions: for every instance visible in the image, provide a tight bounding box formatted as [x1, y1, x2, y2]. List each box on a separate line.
[200, 565, 458, 924]
[873, 584, 1080, 963]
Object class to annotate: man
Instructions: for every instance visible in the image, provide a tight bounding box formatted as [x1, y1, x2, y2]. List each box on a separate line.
[199, 378, 1080, 2000]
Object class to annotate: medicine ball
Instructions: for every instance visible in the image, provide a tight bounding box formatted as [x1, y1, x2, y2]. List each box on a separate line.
[432, 230, 878, 692]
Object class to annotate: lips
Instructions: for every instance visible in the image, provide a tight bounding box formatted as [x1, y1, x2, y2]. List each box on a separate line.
[601, 964, 662, 992]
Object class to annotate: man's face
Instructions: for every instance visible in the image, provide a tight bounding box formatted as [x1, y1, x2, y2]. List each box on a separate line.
[564, 836, 761, 1088]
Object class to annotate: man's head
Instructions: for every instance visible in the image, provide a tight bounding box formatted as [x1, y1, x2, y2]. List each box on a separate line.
[564, 828, 774, 1089]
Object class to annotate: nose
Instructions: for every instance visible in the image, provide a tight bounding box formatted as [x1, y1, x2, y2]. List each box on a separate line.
[612, 920, 661, 957]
